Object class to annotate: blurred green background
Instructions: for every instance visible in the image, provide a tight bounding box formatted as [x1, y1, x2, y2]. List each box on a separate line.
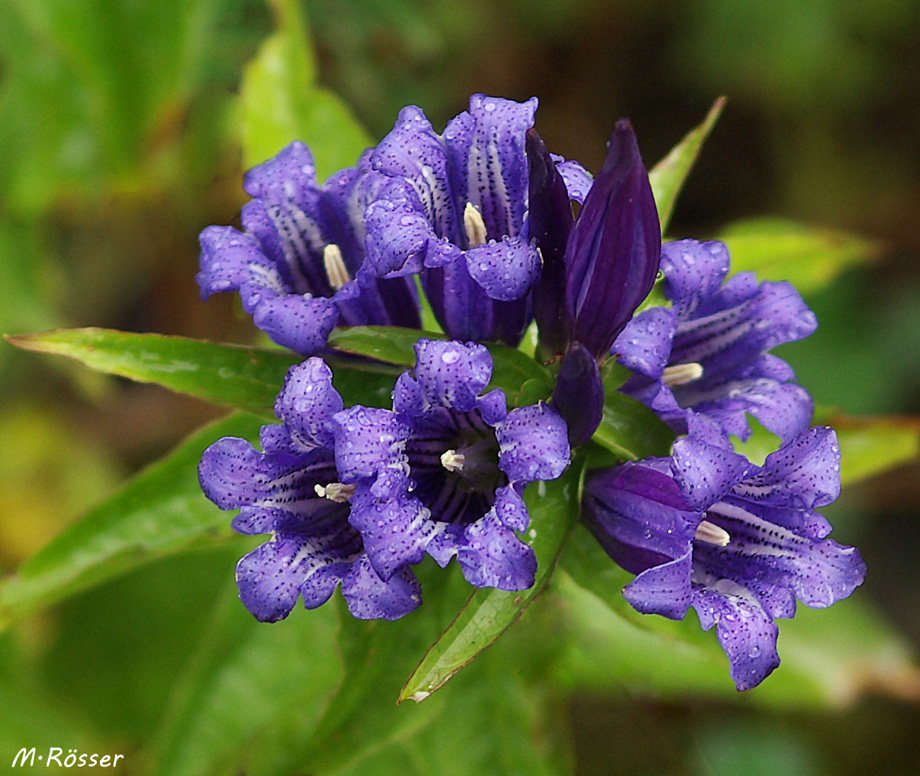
[1, 0, 919, 773]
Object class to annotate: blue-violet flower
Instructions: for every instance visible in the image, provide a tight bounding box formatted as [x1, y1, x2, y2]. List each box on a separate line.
[361, 94, 586, 346]
[334, 338, 571, 591]
[198, 141, 420, 355]
[582, 417, 865, 690]
[613, 238, 817, 443]
[199, 359, 422, 621]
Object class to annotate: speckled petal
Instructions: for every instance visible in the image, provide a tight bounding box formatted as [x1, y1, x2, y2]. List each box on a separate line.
[340, 554, 422, 620]
[623, 547, 694, 620]
[552, 156, 593, 204]
[446, 94, 537, 240]
[348, 487, 438, 580]
[496, 402, 571, 481]
[671, 431, 753, 511]
[464, 236, 542, 302]
[412, 339, 493, 413]
[457, 510, 537, 591]
[738, 426, 841, 509]
[660, 239, 730, 316]
[251, 292, 339, 356]
[332, 406, 410, 483]
[613, 307, 677, 378]
[692, 582, 781, 691]
[273, 358, 343, 449]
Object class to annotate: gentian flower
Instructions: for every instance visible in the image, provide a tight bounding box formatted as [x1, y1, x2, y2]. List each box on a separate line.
[613, 238, 817, 443]
[197, 141, 420, 355]
[362, 94, 584, 346]
[199, 359, 422, 621]
[582, 417, 865, 690]
[334, 338, 571, 591]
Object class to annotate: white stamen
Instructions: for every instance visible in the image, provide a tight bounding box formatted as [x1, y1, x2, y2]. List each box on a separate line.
[323, 243, 351, 290]
[463, 202, 488, 247]
[694, 519, 731, 547]
[440, 449, 466, 473]
[314, 482, 355, 503]
[662, 362, 704, 387]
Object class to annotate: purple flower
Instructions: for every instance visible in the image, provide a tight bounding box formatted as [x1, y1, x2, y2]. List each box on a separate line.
[333, 338, 571, 591]
[197, 141, 420, 355]
[613, 239, 817, 443]
[582, 418, 865, 690]
[361, 94, 585, 345]
[198, 359, 422, 621]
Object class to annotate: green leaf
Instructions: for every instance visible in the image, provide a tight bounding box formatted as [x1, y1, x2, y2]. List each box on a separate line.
[293, 564, 468, 774]
[7, 328, 400, 416]
[649, 97, 726, 235]
[8, 328, 298, 416]
[334, 635, 572, 776]
[240, 0, 372, 178]
[0, 412, 261, 630]
[824, 413, 920, 486]
[715, 217, 880, 295]
[400, 467, 582, 702]
[592, 390, 675, 461]
[328, 325, 443, 366]
[153, 581, 343, 776]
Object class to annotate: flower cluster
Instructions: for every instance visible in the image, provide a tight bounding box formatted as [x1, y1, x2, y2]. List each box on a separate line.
[197, 93, 863, 689]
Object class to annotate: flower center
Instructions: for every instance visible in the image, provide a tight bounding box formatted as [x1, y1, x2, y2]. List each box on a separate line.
[694, 518, 731, 546]
[407, 408, 505, 525]
[314, 481, 356, 503]
[323, 243, 351, 291]
[662, 362, 704, 387]
[463, 202, 488, 248]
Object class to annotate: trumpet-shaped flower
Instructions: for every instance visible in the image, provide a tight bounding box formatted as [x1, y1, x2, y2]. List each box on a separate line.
[334, 338, 571, 590]
[582, 418, 865, 690]
[198, 359, 422, 621]
[613, 239, 817, 443]
[198, 142, 420, 355]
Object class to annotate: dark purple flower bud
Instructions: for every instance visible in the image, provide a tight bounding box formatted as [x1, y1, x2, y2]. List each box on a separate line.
[565, 120, 661, 359]
[551, 342, 604, 446]
[527, 129, 575, 357]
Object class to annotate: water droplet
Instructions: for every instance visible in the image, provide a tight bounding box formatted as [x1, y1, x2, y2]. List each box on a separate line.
[441, 350, 460, 364]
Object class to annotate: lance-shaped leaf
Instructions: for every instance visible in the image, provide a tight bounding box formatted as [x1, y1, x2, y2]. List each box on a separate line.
[0, 412, 262, 630]
[7, 328, 400, 415]
[564, 119, 661, 359]
[592, 390, 675, 462]
[399, 465, 582, 702]
[649, 97, 726, 234]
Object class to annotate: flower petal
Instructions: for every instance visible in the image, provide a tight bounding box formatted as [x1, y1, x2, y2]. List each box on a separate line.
[340, 554, 422, 620]
[692, 581, 781, 691]
[623, 547, 694, 620]
[412, 339, 493, 413]
[445, 94, 537, 240]
[457, 510, 537, 591]
[273, 358, 343, 449]
[464, 236, 542, 301]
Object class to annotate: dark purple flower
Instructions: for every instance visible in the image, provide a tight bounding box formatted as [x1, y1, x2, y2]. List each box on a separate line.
[613, 239, 817, 443]
[198, 359, 422, 621]
[197, 141, 420, 355]
[361, 95, 586, 346]
[583, 417, 865, 690]
[333, 338, 571, 591]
